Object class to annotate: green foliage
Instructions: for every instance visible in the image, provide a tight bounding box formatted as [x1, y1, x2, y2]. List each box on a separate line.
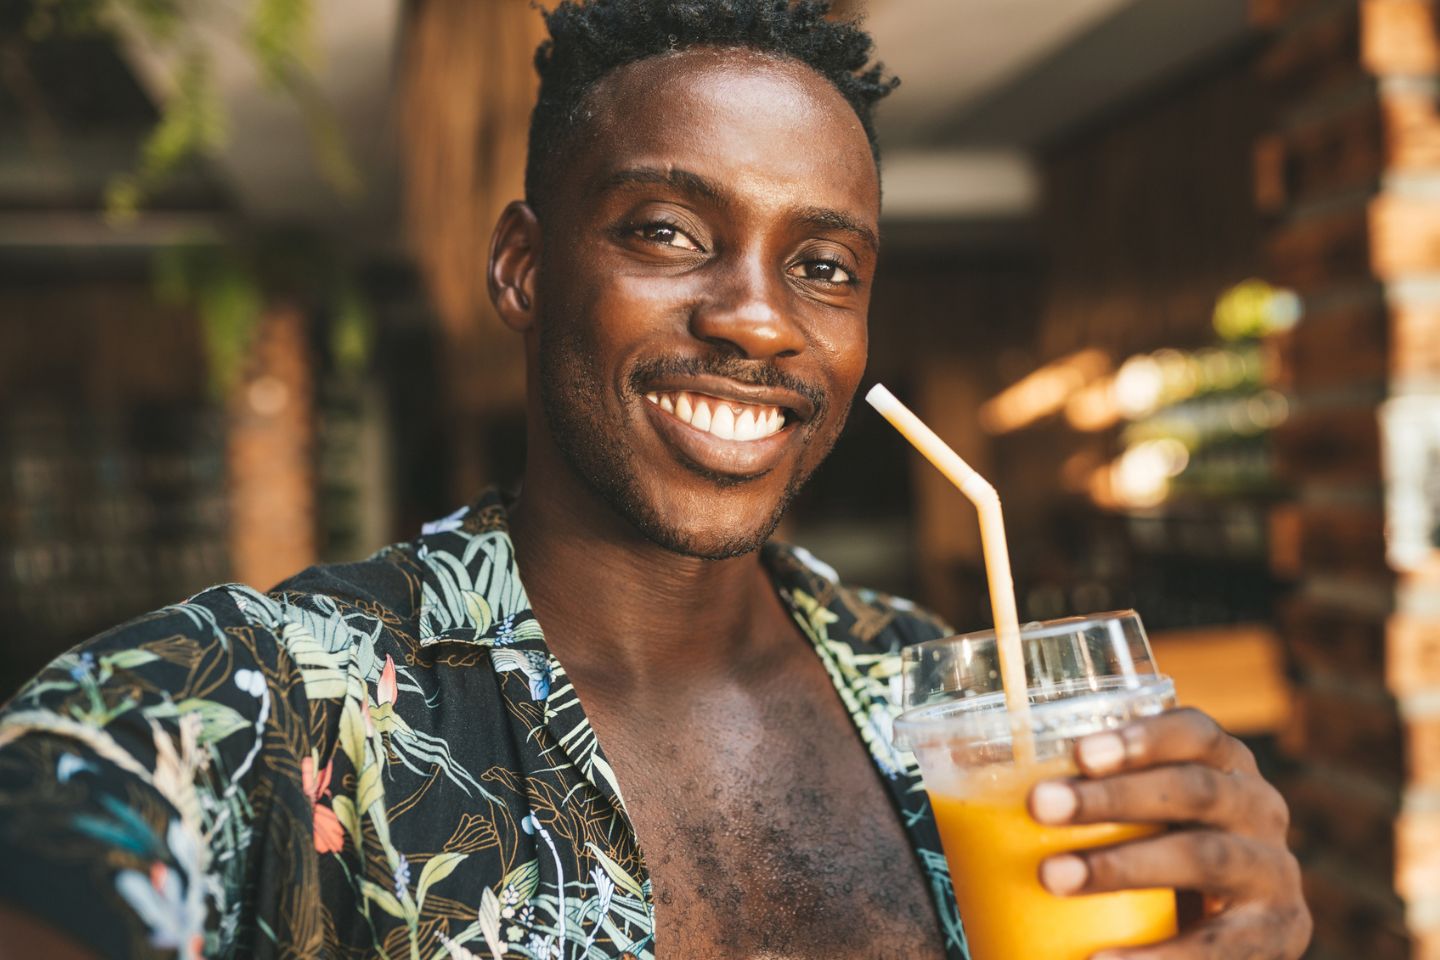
[26, 0, 357, 218]
[248, 0, 313, 89]
[24, 0, 372, 392]
[243, 0, 362, 199]
[331, 281, 375, 378]
[155, 243, 265, 399]
[107, 50, 226, 223]
[154, 235, 375, 397]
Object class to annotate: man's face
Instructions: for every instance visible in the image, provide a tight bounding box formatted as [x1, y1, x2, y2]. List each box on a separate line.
[530, 48, 881, 558]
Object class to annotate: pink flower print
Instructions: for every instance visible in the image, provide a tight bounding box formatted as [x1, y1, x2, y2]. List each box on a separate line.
[361, 697, 376, 737]
[377, 654, 398, 707]
[301, 755, 346, 854]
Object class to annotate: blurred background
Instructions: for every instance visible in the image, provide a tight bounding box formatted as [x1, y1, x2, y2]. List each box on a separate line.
[0, 0, 1433, 955]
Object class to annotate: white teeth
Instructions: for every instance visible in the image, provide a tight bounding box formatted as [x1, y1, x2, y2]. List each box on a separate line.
[649, 389, 787, 441]
[735, 408, 757, 441]
[691, 399, 712, 432]
[711, 405, 736, 440]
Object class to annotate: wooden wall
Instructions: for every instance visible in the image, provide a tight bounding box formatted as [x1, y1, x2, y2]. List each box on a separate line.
[1254, 1, 1440, 956]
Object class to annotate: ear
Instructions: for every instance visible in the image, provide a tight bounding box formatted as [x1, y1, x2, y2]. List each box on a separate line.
[488, 200, 541, 332]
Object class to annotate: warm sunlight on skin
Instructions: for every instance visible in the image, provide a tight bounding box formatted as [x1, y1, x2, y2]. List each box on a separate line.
[500, 47, 881, 562]
[490, 48, 955, 959]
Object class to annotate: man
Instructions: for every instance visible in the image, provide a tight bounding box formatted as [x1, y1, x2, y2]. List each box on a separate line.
[0, 1, 1310, 957]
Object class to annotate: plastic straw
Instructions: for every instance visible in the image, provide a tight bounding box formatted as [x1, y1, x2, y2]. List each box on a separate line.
[866, 384, 1034, 761]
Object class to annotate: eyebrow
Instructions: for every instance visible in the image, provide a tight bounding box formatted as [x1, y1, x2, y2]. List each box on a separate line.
[595, 166, 730, 207]
[795, 206, 879, 256]
[596, 165, 880, 255]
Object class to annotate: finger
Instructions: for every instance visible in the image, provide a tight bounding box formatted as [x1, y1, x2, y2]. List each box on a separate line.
[1030, 765, 1289, 836]
[1088, 904, 1311, 960]
[1075, 708, 1259, 778]
[1038, 829, 1280, 900]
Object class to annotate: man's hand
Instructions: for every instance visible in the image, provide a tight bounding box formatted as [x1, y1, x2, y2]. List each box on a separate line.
[1027, 707, 1312, 960]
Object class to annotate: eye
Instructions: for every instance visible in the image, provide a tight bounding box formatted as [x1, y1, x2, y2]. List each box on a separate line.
[789, 258, 856, 285]
[635, 221, 702, 251]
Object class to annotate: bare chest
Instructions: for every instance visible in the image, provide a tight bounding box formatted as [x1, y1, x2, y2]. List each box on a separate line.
[587, 667, 946, 959]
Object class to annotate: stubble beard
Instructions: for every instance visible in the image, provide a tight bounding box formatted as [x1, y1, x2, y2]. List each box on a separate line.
[536, 320, 844, 560]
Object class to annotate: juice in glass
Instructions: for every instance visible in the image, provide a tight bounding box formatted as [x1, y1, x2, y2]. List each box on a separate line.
[894, 612, 1178, 960]
[930, 756, 1176, 959]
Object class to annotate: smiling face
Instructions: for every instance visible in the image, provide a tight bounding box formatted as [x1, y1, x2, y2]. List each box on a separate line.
[512, 47, 881, 559]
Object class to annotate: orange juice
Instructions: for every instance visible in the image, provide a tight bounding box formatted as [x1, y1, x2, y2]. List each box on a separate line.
[930, 758, 1177, 960]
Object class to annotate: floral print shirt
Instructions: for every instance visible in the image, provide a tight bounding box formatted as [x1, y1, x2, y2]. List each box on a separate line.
[0, 491, 968, 959]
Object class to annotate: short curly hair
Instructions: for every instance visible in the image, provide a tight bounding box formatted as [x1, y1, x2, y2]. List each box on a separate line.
[525, 0, 898, 211]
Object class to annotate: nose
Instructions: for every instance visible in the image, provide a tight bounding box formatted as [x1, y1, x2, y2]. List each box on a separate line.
[688, 255, 806, 360]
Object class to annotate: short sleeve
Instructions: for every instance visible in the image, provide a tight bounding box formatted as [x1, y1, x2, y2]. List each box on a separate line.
[0, 585, 313, 958]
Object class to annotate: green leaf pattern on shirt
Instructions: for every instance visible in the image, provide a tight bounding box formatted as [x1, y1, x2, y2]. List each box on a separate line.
[0, 491, 966, 959]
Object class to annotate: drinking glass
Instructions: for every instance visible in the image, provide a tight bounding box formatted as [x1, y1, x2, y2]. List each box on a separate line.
[893, 610, 1178, 960]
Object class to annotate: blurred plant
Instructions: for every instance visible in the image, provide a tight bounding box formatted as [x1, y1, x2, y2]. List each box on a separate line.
[329, 282, 375, 380]
[156, 243, 262, 400]
[22, 0, 360, 221]
[155, 233, 374, 398]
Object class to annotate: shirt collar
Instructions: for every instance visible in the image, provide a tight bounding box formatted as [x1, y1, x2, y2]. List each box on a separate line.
[408, 489, 903, 653]
[412, 490, 540, 650]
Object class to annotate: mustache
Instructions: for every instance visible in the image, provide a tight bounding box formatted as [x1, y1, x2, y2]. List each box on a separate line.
[628, 355, 828, 416]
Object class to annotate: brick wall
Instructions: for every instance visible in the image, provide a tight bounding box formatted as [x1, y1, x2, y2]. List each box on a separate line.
[1254, 1, 1440, 956]
[226, 303, 317, 591]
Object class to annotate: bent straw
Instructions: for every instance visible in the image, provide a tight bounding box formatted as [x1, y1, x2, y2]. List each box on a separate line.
[866, 383, 1034, 762]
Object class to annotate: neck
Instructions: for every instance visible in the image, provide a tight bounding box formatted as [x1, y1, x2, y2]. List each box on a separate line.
[507, 447, 786, 689]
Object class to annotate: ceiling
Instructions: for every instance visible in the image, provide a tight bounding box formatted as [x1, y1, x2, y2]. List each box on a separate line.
[866, 0, 1254, 220]
[865, 0, 1138, 148]
[930, 0, 1252, 147]
[26, 0, 1254, 241]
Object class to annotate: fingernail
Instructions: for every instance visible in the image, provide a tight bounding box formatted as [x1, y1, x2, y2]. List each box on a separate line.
[1031, 781, 1077, 824]
[1039, 854, 1088, 896]
[1078, 732, 1125, 773]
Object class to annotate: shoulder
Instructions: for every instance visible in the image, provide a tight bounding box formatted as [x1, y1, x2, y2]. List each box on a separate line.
[260, 548, 419, 649]
[0, 551, 428, 957]
[7, 544, 426, 725]
[764, 541, 953, 655]
[269, 543, 422, 620]
[231, 545, 429, 703]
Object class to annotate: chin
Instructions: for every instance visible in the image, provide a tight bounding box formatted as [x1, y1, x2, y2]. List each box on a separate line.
[627, 491, 789, 560]
[545, 402, 795, 558]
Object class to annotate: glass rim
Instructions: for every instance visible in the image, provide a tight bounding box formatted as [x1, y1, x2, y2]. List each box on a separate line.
[913, 608, 1144, 649]
[892, 674, 1176, 749]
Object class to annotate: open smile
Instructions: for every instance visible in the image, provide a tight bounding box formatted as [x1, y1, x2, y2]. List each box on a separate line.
[640, 386, 807, 478]
[644, 390, 788, 441]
